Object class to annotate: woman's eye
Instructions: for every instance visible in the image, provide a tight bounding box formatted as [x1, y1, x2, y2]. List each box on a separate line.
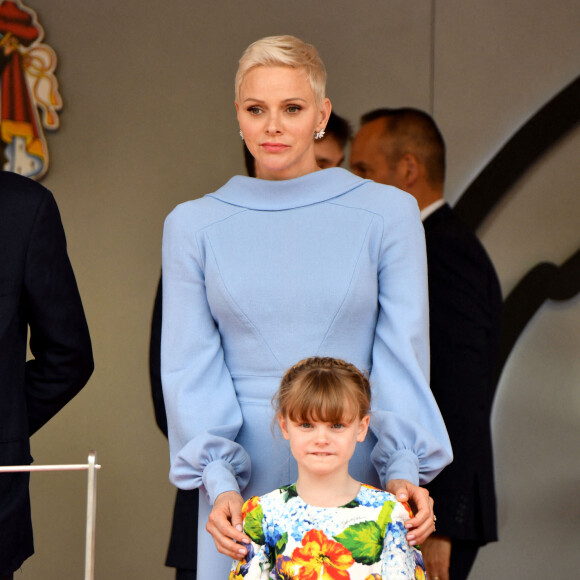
[248, 106, 262, 115]
[286, 105, 301, 114]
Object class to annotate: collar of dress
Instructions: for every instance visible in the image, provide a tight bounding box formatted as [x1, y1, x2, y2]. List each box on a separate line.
[208, 167, 366, 211]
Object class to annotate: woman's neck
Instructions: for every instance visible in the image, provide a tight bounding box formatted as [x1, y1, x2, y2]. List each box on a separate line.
[258, 163, 320, 181]
[295, 471, 360, 507]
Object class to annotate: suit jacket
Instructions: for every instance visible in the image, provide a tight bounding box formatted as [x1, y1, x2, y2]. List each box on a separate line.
[0, 172, 93, 575]
[150, 277, 198, 571]
[423, 204, 502, 545]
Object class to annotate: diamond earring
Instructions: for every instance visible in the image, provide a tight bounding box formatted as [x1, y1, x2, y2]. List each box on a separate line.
[314, 129, 325, 140]
[239, 130, 244, 141]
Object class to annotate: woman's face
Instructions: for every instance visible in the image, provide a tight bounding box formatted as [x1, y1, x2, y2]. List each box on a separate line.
[236, 65, 331, 181]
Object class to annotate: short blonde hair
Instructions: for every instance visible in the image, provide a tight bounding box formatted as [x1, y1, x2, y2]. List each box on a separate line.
[235, 35, 327, 107]
[274, 357, 371, 424]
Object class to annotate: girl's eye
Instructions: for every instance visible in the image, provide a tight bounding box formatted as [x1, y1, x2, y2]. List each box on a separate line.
[300, 422, 312, 429]
[332, 423, 344, 430]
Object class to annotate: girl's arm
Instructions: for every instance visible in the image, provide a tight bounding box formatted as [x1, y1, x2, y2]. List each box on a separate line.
[381, 501, 427, 578]
[230, 496, 271, 579]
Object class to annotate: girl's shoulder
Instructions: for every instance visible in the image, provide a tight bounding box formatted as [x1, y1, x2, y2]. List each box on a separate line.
[356, 484, 415, 520]
[243, 484, 298, 512]
[358, 483, 397, 502]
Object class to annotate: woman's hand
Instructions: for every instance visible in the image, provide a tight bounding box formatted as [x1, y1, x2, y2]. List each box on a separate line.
[386, 479, 435, 546]
[206, 490, 250, 559]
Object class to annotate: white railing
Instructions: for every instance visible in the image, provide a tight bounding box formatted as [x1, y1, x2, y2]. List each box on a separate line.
[0, 451, 101, 580]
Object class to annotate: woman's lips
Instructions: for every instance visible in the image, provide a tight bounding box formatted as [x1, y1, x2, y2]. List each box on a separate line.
[262, 142, 289, 153]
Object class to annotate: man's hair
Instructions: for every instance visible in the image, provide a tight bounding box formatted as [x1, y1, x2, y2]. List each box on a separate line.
[322, 111, 352, 149]
[235, 35, 327, 107]
[361, 108, 446, 186]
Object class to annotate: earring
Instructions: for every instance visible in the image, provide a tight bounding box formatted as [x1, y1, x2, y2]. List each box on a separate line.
[239, 130, 244, 141]
[314, 129, 325, 140]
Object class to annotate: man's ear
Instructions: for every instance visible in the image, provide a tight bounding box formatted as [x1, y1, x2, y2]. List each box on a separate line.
[278, 414, 290, 440]
[399, 152, 421, 189]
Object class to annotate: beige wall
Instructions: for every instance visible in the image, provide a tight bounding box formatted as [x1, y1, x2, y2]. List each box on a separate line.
[16, 1, 579, 578]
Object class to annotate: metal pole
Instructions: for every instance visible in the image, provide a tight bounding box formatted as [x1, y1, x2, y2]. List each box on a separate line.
[84, 451, 98, 580]
[0, 453, 101, 579]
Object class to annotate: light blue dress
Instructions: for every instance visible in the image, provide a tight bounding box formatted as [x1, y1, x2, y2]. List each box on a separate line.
[161, 168, 452, 579]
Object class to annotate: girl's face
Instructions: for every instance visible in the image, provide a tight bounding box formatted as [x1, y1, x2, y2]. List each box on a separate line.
[235, 65, 331, 181]
[279, 412, 370, 479]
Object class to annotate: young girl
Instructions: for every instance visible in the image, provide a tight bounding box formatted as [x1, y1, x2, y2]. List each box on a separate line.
[230, 357, 426, 579]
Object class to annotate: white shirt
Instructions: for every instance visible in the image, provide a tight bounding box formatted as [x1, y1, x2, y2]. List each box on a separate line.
[420, 198, 446, 222]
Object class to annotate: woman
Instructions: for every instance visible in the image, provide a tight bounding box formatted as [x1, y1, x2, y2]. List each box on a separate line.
[161, 35, 452, 578]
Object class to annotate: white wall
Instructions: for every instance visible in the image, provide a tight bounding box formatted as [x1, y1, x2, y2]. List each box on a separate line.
[16, 1, 579, 578]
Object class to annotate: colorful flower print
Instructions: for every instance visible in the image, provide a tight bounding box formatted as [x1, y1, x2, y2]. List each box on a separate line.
[275, 555, 295, 580]
[243, 498, 265, 545]
[243, 495, 260, 517]
[231, 484, 425, 579]
[292, 529, 354, 580]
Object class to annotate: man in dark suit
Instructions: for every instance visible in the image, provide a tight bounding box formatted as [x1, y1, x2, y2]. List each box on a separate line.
[0, 171, 94, 579]
[351, 108, 502, 580]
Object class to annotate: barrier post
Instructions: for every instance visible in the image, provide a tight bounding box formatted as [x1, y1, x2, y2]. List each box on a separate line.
[85, 451, 98, 580]
[0, 452, 101, 579]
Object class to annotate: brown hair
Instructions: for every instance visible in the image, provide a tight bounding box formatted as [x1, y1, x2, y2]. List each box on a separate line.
[274, 357, 371, 424]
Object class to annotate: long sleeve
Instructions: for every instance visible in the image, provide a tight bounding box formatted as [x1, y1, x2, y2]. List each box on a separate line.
[368, 194, 452, 486]
[231, 543, 270, 580]
[161, 204, 251, 503]
[230, 497, 270, 579]
[24, 190, 94, 435]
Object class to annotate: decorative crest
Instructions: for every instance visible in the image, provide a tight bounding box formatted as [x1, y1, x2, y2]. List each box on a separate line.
[0, 0, 62, 179]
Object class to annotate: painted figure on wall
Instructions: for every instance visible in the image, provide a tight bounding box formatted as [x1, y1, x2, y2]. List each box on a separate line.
[0, 0, 61, 179]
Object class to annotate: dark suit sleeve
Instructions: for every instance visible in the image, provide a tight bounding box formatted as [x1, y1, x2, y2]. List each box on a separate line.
[149, 275, 199, 571]
[424, 229, 501, 542]
[149, 276, 168, 436]
[24, 191, 94, 435]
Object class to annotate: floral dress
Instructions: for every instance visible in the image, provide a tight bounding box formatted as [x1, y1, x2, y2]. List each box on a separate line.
[230, 484, 426, 579]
